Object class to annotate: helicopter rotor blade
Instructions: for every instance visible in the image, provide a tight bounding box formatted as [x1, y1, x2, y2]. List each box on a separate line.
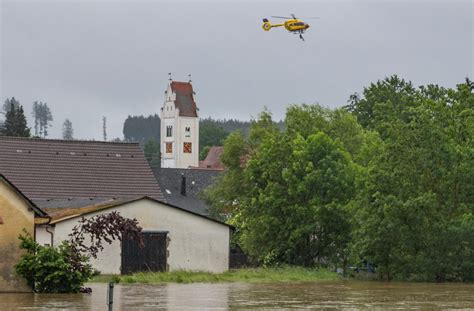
[291, 13, 296, 19]
[271, 16, 292, 19]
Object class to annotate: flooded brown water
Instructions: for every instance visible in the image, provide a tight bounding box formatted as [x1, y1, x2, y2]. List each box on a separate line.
[1, 281, 473, 310]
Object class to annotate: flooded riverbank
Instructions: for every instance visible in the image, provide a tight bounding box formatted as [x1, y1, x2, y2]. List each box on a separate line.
[1, 281, 473, 310]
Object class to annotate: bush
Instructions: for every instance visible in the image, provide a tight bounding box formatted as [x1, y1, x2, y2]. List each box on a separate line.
[15, 233, 93, 293]
[15, 212, 143, 293]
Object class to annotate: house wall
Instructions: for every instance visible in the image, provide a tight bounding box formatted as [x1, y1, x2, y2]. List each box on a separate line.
[36, 225, 54, 247]
[0, 181, 34, 292]
[43, 199, 229, 274]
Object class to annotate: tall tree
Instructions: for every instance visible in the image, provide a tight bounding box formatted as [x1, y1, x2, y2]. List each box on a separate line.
[32, 101, 39, 136]
[351, 79, 474, 281]
[62, 119, 74, 140]
[32, 102, 53, 138]
[2, 97, 20, 115]
[0, 103, 31, 137]
[205, 108, 357, 267]
[345, 75, 418, 135]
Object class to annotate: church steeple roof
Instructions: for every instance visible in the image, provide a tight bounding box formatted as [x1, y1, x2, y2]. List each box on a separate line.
[170, 81, 198, 117]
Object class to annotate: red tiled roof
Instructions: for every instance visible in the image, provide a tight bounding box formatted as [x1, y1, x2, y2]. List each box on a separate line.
[0, 137, 164, 201]
[170, 81, 198, 117]
[198, 146, 224, 170]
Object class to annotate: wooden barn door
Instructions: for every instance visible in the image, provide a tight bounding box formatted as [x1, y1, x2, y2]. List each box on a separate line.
[121, 231, 168, 274]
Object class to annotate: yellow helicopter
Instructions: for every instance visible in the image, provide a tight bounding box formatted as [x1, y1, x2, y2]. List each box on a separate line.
[262, 14, 318, 41]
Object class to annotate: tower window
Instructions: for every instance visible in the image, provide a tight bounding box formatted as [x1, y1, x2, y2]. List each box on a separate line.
[166, 126, 173, 137]
[185, 127, 191, 137]
[183, 142, 192, 153]
[166, 142, 173, 153]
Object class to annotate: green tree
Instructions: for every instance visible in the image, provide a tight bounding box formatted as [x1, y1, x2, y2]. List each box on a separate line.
[0, 103, 30, 137]
[2, 97, 20, 115]
[346, 75, 418, 135]
[205, 108, 357, 268]
[123, 114, 161, 144]
[62, 119, 74, 140]
[352, 80, 474, 281]
[143, 139, 161, 168]
[199, 121, 229, 158]
[204, 110, 279, 221]
[199, 145, 211, 161]
[240, 130, 356, 266]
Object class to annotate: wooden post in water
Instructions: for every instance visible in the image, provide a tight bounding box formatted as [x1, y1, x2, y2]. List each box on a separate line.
[107, 282, 114, 311]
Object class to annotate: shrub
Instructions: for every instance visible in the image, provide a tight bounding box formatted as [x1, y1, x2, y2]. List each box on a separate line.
[15, 211, 144, 293]
[15, 233, 93, 293]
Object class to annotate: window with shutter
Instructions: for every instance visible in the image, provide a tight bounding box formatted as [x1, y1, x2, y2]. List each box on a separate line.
[166, 142, 173, 153]
[183, 142, 192, 153]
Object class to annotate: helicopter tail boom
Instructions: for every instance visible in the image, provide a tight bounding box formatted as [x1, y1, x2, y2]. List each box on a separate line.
[262, 18, 284, 31]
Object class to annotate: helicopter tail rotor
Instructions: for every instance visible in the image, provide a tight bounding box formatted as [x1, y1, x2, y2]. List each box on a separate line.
[262, 19, 272, 31]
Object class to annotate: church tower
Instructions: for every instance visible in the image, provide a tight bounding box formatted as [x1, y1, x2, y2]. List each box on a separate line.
[160, 78, 199, 168]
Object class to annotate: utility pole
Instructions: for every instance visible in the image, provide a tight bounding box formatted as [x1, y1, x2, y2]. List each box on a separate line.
[102, 116, 107, 141]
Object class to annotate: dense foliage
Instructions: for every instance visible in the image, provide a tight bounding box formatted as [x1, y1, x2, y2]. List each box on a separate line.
[0, 100, 31, 137]
[199, 120, 229, 159]
[16, 233, 93, 293]
[205, 76, 474, 281]
[16, 212, 143, 293]
[143, 139, 161, 168]
[123, 114, 161, 144]
[122, 115, 281, 163]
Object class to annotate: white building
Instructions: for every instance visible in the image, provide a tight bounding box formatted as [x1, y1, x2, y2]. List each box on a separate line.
[36, 197, 231, 274]
[0, 137, 231, 276]
[160, 80, 200, 169]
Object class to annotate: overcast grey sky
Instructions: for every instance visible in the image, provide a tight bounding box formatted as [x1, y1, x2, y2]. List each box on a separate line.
[1, 0, 472, 140]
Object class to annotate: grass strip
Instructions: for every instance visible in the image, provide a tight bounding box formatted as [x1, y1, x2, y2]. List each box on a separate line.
[91, 266, 340, 284]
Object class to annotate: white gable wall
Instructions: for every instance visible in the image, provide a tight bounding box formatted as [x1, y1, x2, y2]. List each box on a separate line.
[39, 199, 230, 274]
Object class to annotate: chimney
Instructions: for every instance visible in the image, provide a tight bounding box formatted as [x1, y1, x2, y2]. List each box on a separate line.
[180, 173, 186, 196]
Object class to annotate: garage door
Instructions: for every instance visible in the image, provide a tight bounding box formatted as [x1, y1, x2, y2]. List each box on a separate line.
[121, 231, 168, 274]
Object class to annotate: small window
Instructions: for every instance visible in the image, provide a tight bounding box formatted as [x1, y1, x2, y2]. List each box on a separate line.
[185, 127, 191, 137]
[166, 142, 173, 153]
[183, 142, 192, 153]
[166, 126, 173, 137]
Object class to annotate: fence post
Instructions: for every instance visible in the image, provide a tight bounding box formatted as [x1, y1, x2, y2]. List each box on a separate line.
[107, 282, 114, 311]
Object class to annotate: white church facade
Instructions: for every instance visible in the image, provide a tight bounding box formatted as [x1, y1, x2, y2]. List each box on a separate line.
[160, 80, 200, 169]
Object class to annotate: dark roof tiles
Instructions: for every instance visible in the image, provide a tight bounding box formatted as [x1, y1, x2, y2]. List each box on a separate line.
[152, 168, 221, 215]
[0, 136, 164, 201]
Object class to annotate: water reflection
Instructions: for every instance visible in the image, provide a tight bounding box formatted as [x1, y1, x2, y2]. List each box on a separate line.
[1, 281, 473, 310]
